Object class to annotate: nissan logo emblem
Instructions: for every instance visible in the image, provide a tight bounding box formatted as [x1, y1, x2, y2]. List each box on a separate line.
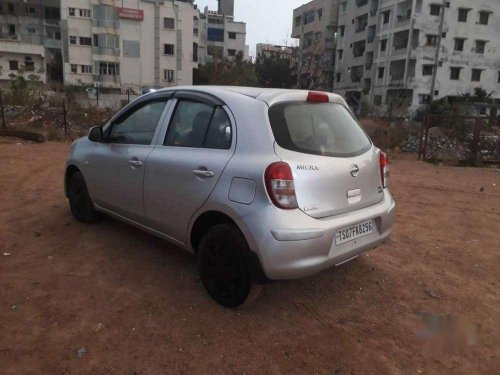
[350, 164, 360, 177]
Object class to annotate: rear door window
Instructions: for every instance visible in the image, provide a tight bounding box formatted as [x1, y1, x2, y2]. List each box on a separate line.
[268, 102, 371, 157]
[164, 100, 232, 149]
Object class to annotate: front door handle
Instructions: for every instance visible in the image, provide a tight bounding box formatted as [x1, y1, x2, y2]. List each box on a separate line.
[193, 169, 215, 178]
[128, 160, 143, 168]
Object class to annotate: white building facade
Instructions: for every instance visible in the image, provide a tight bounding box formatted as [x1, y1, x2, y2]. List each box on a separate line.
[291, 0, 338, 90]
[0, 0, 62, 84]
[61, 0, 200, 94]
[334, 0, 500, 113]
[197, 1, 248, 64]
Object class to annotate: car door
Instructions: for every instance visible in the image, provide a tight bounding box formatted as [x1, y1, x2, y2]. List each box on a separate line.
[87, 96, 170, 222]
[144, 93, 235, 243]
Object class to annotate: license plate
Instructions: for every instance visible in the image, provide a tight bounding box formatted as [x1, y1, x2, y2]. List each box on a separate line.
[335, 220, 373, 245]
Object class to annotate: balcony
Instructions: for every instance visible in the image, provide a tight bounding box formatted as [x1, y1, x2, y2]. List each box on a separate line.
[93, 47, 120, 57]
[92, 19, 119, 29]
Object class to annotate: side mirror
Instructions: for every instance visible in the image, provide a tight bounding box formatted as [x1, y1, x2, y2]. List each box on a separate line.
[88, 126, 103, 142]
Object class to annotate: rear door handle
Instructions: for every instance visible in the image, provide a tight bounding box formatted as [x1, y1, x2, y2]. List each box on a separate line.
[128, 160, 143, 167]
[193, 169, 215, 178]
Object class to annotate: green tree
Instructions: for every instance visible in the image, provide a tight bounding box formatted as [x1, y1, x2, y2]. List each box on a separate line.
[255, 54, 295, 88]
[194, 54, 258, 86]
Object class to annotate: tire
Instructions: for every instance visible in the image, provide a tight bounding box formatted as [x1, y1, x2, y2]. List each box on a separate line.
[197, 223, 263, 308]
[67, 171, 99, 223]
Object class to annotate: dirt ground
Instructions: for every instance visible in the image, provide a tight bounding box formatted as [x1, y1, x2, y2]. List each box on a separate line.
[0, 141, 499, 375]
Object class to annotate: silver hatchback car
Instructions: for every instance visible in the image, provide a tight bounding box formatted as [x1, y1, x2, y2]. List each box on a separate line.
[65, 86, 395, 307]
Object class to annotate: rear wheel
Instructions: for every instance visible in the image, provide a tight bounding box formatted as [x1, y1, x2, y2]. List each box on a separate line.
[68, 171, 99, 223]
[197, 223, 262, 308]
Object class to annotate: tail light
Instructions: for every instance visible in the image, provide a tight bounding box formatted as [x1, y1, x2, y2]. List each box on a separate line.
[379, 151, 390, 188]
[265, 162, 298, 209]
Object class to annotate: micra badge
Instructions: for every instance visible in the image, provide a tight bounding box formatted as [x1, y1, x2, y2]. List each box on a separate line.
[297, 165, 319, 171]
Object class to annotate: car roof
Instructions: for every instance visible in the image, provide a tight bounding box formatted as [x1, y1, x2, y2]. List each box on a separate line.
[153, 86, 347, 107]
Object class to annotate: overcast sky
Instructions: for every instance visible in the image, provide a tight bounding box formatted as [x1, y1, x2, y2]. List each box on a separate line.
[194, 0, 306, 57]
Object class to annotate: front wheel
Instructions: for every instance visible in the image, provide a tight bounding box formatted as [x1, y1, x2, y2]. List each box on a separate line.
[197, 223, 262, 308]
[67, 171, 99, 223]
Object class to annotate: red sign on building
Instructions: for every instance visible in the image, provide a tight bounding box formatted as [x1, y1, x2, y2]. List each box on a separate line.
[117, 7, 144, 21]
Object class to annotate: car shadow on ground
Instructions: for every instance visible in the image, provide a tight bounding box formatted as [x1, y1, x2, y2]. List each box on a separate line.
[73, 210, 384, 316]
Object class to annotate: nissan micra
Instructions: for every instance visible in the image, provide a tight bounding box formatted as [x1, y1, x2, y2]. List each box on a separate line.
[65, 86, 395, 307]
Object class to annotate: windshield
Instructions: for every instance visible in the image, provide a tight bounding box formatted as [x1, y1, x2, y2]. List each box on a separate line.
[268, 102, 372, 157]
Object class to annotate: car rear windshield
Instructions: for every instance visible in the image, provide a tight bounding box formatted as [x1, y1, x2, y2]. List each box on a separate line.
[268, 102, 372, 157]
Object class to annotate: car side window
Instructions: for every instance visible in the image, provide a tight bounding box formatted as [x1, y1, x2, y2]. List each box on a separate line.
[108, 99, 168, 145]
[164, 100, 232, 149]
[205, 107, 232, 149]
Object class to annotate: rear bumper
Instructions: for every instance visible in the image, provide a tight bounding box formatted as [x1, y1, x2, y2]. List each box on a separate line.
[237, 190, 396, 281]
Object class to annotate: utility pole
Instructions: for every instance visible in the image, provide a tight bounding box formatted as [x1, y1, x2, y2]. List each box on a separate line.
[429, 0, 447, 102]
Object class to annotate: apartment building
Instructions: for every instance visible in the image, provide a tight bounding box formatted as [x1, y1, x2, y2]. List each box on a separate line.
[291, 0, 339, 90]
[334, 0, 500, 112]
[0, 0, 62, 83]
[197, 0, 248, 64]
[61, 0, 200, 93]
[256, 43, 297, 60]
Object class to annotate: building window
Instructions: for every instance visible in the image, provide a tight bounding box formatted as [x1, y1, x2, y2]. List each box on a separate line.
[69, 36, 77, 45]
[25, 6, 36, 14]
[228, 49, 236, 57]
[422, 65, 433, 76]
[419, 94, 431, 105]
[454, 38, 465, 52]
[80, 37, 92, 46]
[450, 67, 461, 80]
[475, 40, 486, 54]
[81, 65, 92, 74]
[341, 1, 347, 13]
[471, 69, 483, 82]
[98, 61, 119, 76]
[207, 28, 224, 42]
[336, 73, 341, 82]
[458, 8, 469, 22]
[339, 25, 345, 37]
[70, 64, 78, 73]
[380, 39, 387, 52]
[164, 17, 175, 29]
[164, 44, 175, 55]
[207, 45, 223, 59]
[478, 11, 490, 25]
[382, 11, 390, 24]
[9, 60, 18, 71]
[68, 7, 76, 16]
[7, 2, 15, 13]
[24, 58, 34, 71]
[378, 67, 385, 79]
[498, 72, 500, 84]
[338, 49, 343, 60]
[228, 32, 236, 39]
[26, 27, 36, 34]
[304, 10, 315, 24]
[430, 4, 441, 16]
[80, 9, 91, 18]
[426, 34, 438, 46]
[164, 69, 174, 82]
[8, 24, 16, 36]
[374, 95, 382, 105]
[294, 16, 301, 27]
[193, 42, 198, 62]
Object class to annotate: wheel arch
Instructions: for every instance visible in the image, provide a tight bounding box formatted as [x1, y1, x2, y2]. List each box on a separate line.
[189, 210, 271, 284]
[190, 210, 235, 253]
[64, 164, 81, 197]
